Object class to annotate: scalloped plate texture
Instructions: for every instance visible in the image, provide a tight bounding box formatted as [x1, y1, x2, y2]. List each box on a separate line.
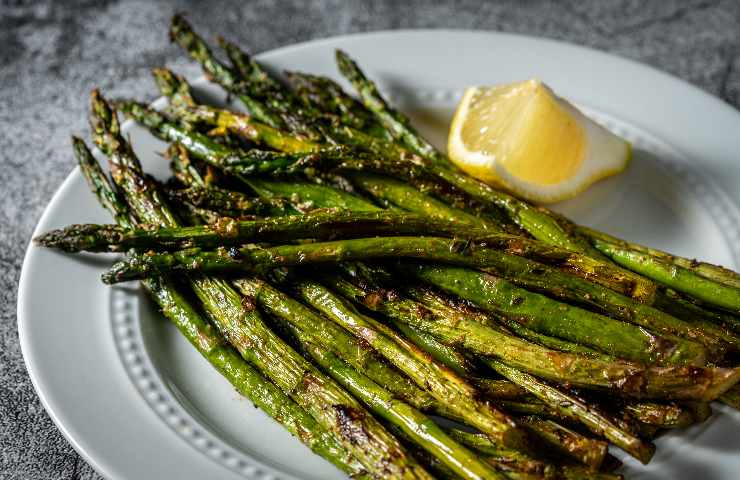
[18, 30, 740, 480]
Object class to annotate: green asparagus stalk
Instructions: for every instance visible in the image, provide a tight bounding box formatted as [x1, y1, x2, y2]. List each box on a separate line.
[289, 279, 528, 449]
[332, 262, 610, 367]
[335, 264, 478, 377]
[71, 136, 368, 477]
[147, 79, 661, 309]
[168, 142, 215, 187]
[654, 288, 740, 337]
[118, 100, 350, 177]
[349, 172, 498, 230]
[349, 172, 657, 302]
[156, 69, 522, 236]
[333, 266, 669, 431]
[150, 277, 371, 476]
[73, 139, 134, 227]
[259, 272, 614, 470]
[488, 359, 655, 464]
[36, 210, 488, 253]
[272, 311, 504, 479]
[390, 319, 474, 376]
[167, 20, 461, 189]
[100, 236, 708, 366]
[214, 38, 421, 162]
[580, 225, 740, 290]
[169, 14, 286, 130]
[590, 236, 740, 313]
[334, 50, 671, 308]
[175, 29, 659, 312]
[404, 285, 610, 360]
[91, 91, 429, 478]
[68, 204, 735, 357]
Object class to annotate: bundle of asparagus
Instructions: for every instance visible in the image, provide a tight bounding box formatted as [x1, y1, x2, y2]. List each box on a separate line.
[37, 14, 740, 479]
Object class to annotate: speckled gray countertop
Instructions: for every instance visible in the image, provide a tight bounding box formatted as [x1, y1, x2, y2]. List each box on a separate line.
[2, 1, 740, 478]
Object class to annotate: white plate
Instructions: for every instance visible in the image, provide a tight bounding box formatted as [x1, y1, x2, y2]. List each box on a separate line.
[18, 30, 740, 480]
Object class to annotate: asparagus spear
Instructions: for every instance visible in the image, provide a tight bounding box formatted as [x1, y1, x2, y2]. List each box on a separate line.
[115, 104, 653, 304]
[335, 265, 477, 376]
[168, 141, 216, 188]
[100, 236, 708, 366]
[248, 277, 437, 410]
[264, 272, 616, 466]
[590, 236, 740, 312]
[327, 270, 655, 463]
[233, 181, 532, 409]
[269, 306, 504, 479]
[152, 70, 664, 310]
[91, 91, 429, 478]
[353, 173, 653, 298]
[580, 225, 740, 290]
[390, 318, 474, 376]
[169, 14, 286, 130]
[36, 210, 489, 253]
[332, 263, 611, 369]
[654, 288, 740, 337]
[177, 28, 660, 312]
[333, 51, 670, 302]
[288, 279, 528, 449]
[167, 19, 462, 188]
[410, 263, 707, 366]
[404, 285, 611, 360]
[61, 201, 734, 357]
[349, 172, 498, 230]
[488, 360, 655, 464]
[71, 136, 368, 476]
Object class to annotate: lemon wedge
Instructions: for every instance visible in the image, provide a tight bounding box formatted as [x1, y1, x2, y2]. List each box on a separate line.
[448, 80, 631, 203]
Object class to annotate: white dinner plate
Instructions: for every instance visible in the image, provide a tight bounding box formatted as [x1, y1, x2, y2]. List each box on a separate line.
[18, 30, 740, 479]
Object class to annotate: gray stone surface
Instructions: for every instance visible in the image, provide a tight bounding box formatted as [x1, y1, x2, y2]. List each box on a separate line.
[1, 1, 739, 478]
